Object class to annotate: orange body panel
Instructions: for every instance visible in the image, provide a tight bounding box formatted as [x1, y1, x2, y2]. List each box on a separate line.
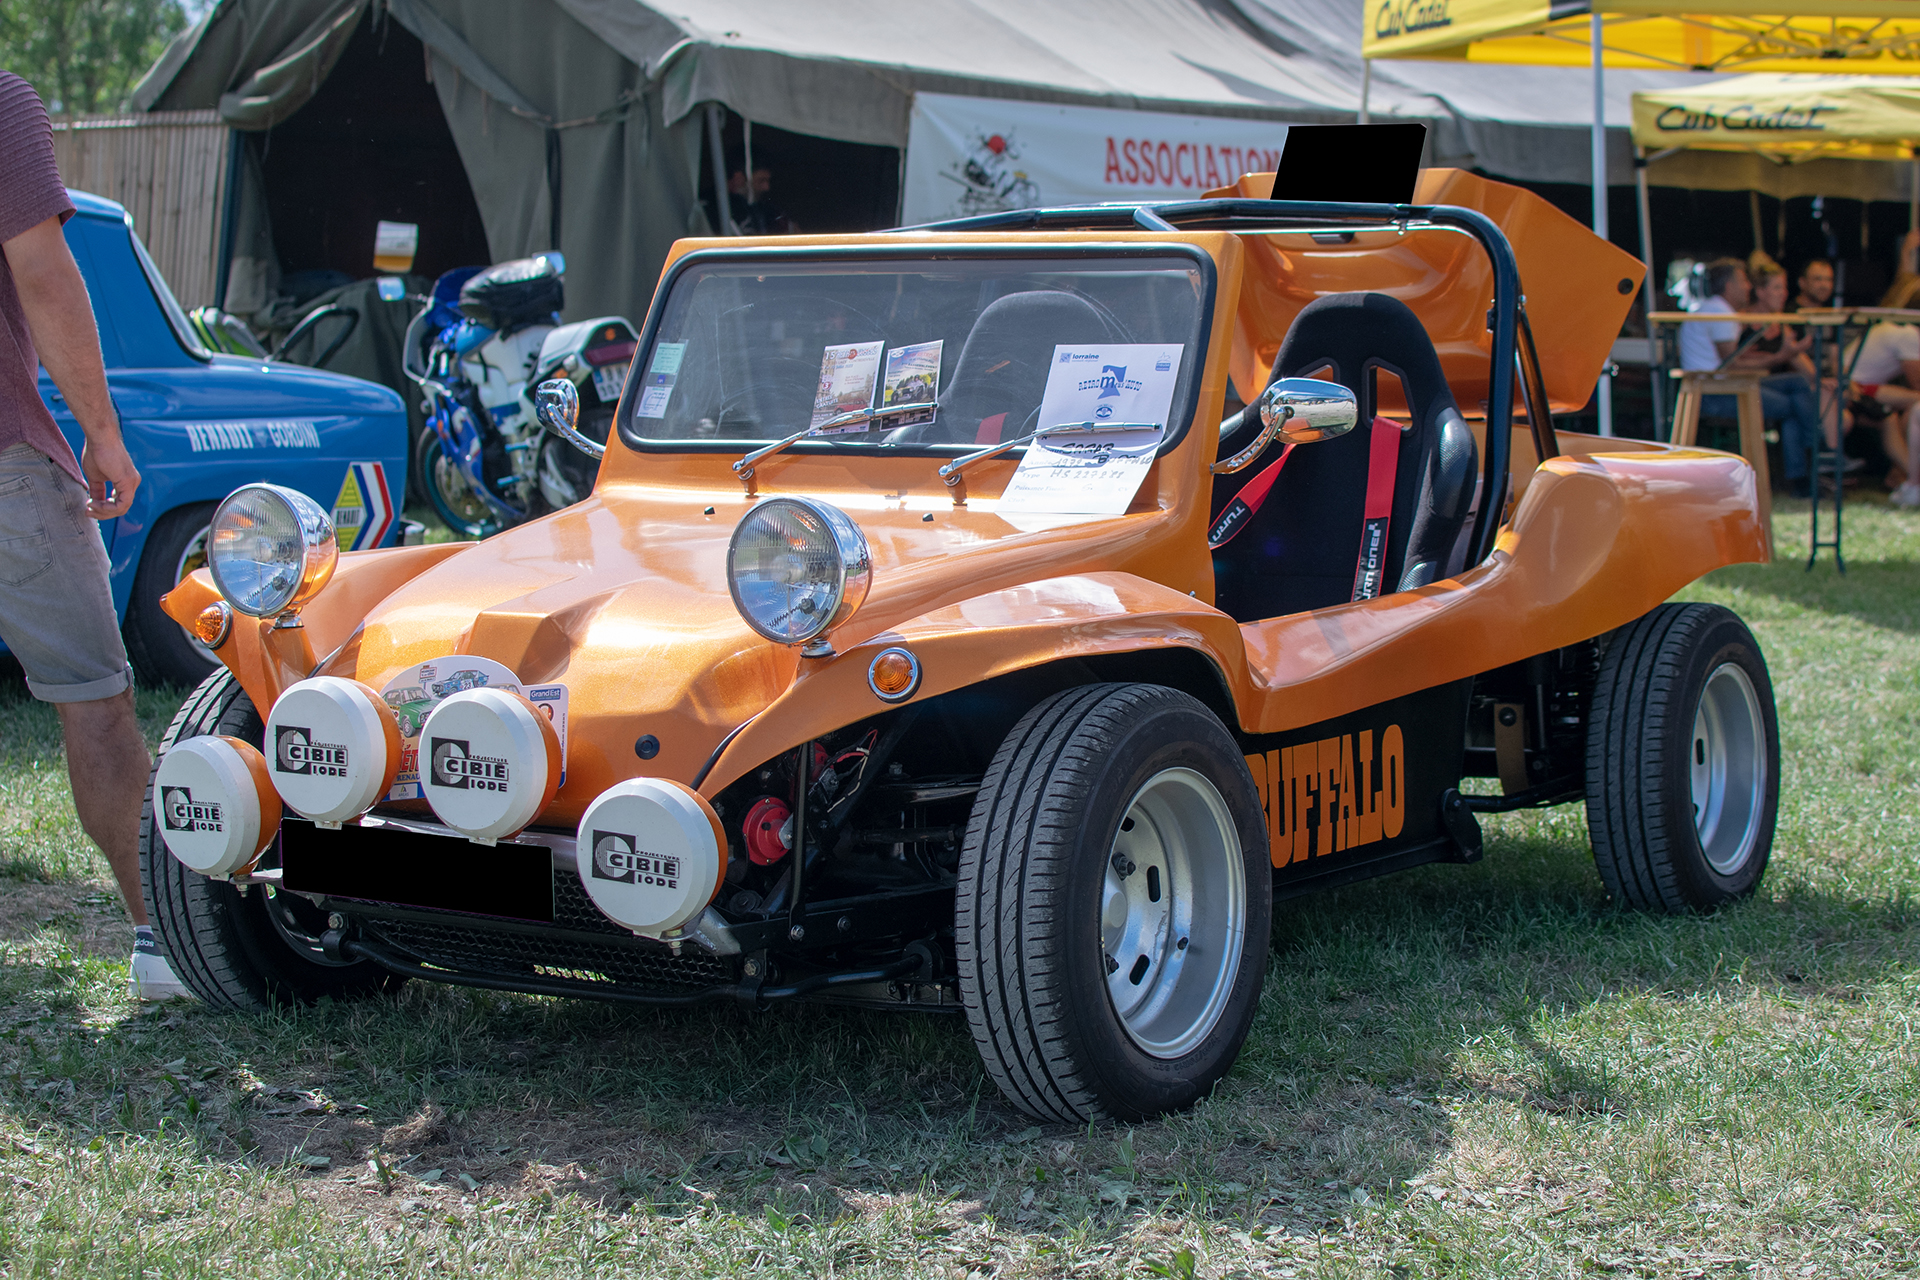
[1214, 169, 1644, 414]
[163, 177, 1760, 831]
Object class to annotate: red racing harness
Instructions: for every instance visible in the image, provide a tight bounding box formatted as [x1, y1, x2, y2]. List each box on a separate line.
[1208, 415, 1403, 605]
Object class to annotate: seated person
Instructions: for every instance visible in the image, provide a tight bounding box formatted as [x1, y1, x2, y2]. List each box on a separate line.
[1685, 257, 1834, 496]
[1843, 274, 1920, 506]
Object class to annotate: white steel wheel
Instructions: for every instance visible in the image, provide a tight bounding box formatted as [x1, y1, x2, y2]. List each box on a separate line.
[1690, 663, 1767, 876]
[1586, 603, 1779, 912]
[1102, 767, 1246, 1058]
[958, 683, 1270, 1124]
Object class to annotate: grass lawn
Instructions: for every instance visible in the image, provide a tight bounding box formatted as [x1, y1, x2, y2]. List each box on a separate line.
[0, 497, 1915, 1278]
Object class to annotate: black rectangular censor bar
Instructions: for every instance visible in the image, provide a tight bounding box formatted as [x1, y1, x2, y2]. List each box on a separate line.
[280, 820, 555, 924]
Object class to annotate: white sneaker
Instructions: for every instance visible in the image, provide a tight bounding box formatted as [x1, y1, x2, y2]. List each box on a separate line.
[129, 940, 193, 1001]
[1891, 483, 1920, 509]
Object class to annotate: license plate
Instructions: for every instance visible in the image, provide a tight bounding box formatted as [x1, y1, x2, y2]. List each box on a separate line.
[591, 365, 625, 404]
[281, 819, 554, 922]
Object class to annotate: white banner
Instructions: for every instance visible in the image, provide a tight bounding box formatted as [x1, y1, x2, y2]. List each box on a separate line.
[903, 93, 1290, 226]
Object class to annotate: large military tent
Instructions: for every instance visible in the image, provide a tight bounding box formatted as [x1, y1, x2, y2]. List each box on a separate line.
[136, 0, 1908, 330]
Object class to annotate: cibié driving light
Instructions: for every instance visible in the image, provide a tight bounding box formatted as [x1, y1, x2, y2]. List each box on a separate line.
[153, 736, 281, 877]
[264, 677, 404, 826]
[207, 484, 338, 620]
[727, 497, 871, 657]
[417, 688, 562, 843]
[574, 778, 725, 938]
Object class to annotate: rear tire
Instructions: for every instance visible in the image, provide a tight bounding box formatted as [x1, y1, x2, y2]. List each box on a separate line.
[956, 684, 1270, 1123]
[141, 669, 402, 1010]
[122, 502, 219, 690]
[1585, 603, 1778, 911]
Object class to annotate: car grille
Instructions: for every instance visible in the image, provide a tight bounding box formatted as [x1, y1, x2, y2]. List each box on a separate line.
[363, 866, 732, 992]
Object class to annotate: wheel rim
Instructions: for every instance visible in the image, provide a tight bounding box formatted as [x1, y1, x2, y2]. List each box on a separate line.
[1100, 767, 1246, 1059]
[173, 523, 216, 662]
[428, 439, 495, 534]
[1689, 662, 1767, 876]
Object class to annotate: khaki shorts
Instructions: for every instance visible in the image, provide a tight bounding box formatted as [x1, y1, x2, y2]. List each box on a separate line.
[0, 442, 134, 702]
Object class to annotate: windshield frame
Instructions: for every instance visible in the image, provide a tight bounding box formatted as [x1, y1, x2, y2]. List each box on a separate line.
[613, 241, 1217, 461]
[123, 214, 212, 363]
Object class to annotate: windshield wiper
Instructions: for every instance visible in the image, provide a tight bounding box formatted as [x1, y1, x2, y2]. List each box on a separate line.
[936, 421, 1163, 488]
[732, 400, 939, 479]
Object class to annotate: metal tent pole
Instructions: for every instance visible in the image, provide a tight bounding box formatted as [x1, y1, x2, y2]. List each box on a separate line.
[1636, 147, 1664, 440]
[1911, 153, 1918, 232]
[1359, 60, 1372, 125]
[1592, 12, 1614, 435]
[706, 103, 737, 236]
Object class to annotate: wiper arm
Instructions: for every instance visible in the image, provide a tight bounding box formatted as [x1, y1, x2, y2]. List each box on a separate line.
[937, 421, 1162, 488]
[732, 400, 939, 479]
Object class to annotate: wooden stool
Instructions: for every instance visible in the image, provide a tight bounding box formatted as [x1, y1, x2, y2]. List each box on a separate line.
[1670, 368, 1774, 557]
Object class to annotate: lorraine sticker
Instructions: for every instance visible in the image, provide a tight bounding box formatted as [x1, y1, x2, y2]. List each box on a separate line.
[379, 656, 568, 799]
[332, 462, 397, 551]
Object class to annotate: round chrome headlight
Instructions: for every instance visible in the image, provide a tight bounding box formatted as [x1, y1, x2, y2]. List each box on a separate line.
[727, 497, 871, 650]
[207, 484, 337, 618]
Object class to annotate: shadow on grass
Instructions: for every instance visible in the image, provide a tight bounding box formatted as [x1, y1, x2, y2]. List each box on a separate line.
[0, 815, 1910, 1247]
[1712, 556, 1920, 634]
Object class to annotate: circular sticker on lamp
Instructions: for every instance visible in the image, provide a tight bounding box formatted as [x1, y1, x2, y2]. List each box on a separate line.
[574, 778, 725, 936]
[417, 688, 561, 842]
[265, 677, 402, 825]
[153, 735, 282, 876]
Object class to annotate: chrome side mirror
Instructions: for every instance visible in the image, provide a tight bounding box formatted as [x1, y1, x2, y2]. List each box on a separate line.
[535, 377, 605, 460]
[1211, 377, 1358, 474]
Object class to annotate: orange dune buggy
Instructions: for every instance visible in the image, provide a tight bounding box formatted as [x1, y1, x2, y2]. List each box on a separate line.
[145, 169, 1776, 1123]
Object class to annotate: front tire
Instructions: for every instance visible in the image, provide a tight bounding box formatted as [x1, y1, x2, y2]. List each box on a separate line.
[1585, 604, 1779, 911]
[141, 669, 402, 1010]
[957, 684, 1270, 1123]
[415, 427, 500, 540]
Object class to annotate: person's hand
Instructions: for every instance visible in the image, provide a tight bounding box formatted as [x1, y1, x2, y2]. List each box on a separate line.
[80, 433, 139, 519]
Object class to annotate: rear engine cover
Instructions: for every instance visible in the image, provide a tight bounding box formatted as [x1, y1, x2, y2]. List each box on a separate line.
[153, 735, 282, 876]
[575, 778, 725, 936]
[418, 688, 561, 842]
[265, 677, 402, 825]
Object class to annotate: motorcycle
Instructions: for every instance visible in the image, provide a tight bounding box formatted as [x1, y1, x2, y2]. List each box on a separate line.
[400, 253, 637, 537]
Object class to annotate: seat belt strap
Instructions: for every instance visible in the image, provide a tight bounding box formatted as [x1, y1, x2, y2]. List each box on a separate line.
[1351, 416, 1402, 601]
[1207, 444, 1294, 549]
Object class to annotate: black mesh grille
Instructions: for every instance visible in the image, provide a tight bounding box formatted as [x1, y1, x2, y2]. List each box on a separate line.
[550, 864, 632, 937]
[366, 915, 733, 990]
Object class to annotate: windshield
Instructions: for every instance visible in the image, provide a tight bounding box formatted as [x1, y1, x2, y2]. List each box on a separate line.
[618, 252, 1208, 452]
[126, 219, 211, 361]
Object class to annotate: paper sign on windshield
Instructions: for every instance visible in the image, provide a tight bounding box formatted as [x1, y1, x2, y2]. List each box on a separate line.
[997, 343, 1182, 515]
[810, 341, 884, 432]
[880, 340, 942, 430]
[635, 342, 685, 419]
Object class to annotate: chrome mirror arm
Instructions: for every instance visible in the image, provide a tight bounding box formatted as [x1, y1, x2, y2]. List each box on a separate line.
[937, 421, 1161, 488]
[1210, 414, 1283, 474]
[534, 378, 605, 461]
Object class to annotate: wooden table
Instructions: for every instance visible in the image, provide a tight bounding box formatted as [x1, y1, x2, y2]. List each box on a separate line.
[1666, 366, 1772, 556]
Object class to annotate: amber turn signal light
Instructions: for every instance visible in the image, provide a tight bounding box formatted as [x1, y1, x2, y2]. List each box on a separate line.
[867, 647, 921, 703]
[191, 601, 233, 649]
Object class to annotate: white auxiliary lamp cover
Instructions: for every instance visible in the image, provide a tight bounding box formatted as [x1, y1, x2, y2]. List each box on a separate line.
[574, 778, 725, 936]
[153, 735, 282, 876]
[264, 676, 402, 824]
[417, 687, 561, 842]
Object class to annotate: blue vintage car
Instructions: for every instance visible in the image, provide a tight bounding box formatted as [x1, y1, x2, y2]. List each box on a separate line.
[16, 190, 410, 688]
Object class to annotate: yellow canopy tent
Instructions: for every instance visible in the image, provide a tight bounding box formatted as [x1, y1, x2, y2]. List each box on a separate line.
[1364, 1, 1920, 432]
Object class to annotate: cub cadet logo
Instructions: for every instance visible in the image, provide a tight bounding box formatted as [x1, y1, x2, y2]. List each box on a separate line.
[429, 738, 510, 792]
[161, 786, 224, 833]
[589, 831, 681, 888]
[274, 725, 349, 777]
[1373, 0, 1450, 39]
[1246, 724, 1404, 868]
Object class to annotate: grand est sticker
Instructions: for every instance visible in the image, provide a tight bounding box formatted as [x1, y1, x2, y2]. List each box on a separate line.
[379, 656, 567, 800]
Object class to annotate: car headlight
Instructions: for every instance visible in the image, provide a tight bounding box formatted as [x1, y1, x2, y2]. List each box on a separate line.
[207, 484, 338, 619]
[727, 497, 871, 655]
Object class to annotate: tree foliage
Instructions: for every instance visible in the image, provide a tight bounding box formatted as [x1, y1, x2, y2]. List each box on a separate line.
[0, 0, 189, 116]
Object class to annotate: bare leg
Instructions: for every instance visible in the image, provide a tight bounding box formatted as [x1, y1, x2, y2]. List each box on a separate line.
[54, 690, 152, 926]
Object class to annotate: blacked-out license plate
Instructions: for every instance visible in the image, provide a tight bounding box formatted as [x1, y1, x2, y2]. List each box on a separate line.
[280, 820, 554, 923]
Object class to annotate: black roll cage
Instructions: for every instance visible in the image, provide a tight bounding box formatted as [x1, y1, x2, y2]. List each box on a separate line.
[897, 198, 1557, 569]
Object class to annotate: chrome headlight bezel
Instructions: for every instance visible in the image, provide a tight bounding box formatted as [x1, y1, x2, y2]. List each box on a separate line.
[726, 497, 871, 653]
[207, 484, 338, 619]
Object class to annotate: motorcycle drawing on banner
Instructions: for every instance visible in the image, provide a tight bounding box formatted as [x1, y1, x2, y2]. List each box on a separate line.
[400, 254, 638, 537]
